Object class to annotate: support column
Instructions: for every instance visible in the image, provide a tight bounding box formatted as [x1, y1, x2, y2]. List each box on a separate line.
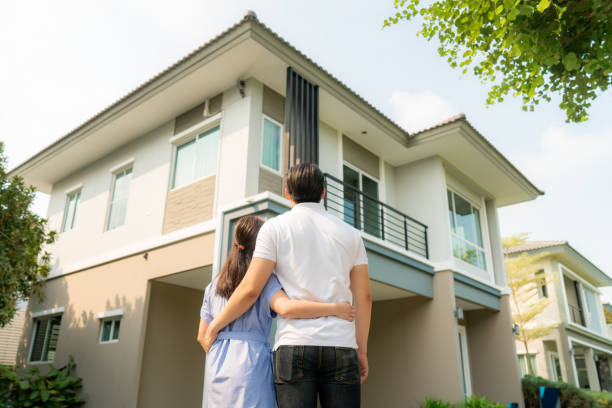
[465, 294, 524, 406]
[585, 348, 601, 391]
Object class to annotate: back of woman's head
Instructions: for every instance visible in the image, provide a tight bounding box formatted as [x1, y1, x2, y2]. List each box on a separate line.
[216, 215, 265, 299]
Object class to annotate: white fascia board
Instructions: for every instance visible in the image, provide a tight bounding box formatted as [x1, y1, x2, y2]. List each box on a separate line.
[32, 307, 65, 318]
[96, 309, 124, 319]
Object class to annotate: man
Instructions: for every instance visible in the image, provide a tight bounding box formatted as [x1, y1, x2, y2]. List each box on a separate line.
[203, 162, 372, 407]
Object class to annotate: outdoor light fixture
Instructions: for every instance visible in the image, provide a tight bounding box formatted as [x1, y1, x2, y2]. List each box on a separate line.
[512, 324, 520, 335]
[237, 80, 246, 98]
[454, 306, 464, 320]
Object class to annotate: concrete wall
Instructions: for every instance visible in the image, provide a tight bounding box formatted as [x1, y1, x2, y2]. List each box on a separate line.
[137, 282, 205, 408]
[0, 308, 26, 366]
[465, 295, 523, 405]
[395, 157, 451, 263]
[16, 232, 215, 408]
[363, 271, 464, 407]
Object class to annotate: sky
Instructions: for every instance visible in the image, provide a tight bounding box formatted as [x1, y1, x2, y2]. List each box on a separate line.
[1, 1, 611, 298]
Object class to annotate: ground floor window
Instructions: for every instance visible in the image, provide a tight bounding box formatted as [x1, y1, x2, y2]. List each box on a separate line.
[549, 352, 563, 382]
[575, 356, 591, 389]
[457, 326, 472, 396]
[518, 354, 537, 377]
[100, 318, 121, 343]
[29, 315, 62, 362]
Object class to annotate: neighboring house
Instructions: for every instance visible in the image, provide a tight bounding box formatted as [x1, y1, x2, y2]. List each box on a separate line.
[505, 241, 612, 392]
[0, 307, 26, 366]
[8, 13, 543, 408]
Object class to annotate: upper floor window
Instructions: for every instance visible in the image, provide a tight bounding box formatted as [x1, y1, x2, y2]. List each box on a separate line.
[583, 287, 602, 334]
[261, 117, 282, 173]
[29, 314, 62, 363]
[99, 318, 121, 343]
[107, 167, 133, 230]
[536, 270, 548, 298]
[61, 190, 81, 232]
[172, 125, 220, 189]
[448, 189, 486, 270]
[343, 164, 380, 238]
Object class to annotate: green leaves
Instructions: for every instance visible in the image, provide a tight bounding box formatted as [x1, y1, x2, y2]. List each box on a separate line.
[536, 0, 551, 13]
[0, 142, 56, 327]
[385, 0, 612, 122]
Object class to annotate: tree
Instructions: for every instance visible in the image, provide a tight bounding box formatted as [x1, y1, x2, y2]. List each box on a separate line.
[384, 0, 612, 123]
[0, 141, 56, 327]
[503, 233, 553, 376]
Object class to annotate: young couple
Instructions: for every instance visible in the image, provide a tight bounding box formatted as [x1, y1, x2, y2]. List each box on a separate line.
[197, 163, 372, 408]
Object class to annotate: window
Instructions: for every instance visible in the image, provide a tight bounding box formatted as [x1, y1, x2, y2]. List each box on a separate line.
[536, 270, 548, 298]
[107, 167, 133, 230]
[584, 288, 602, 334]
[518, 354, 537, 376]
[457, 326, 472, 396]
[549, 352, 563, 381]
[29, 315, 62, 362]
[575, 356, 590, 388]
[99, 318, 121, 343]
[61, 190, 81, 232]
[448, 189, 486, 270]
[172, 125, 220, 189]
[343, 164, 380, 238]
[261, 117, 282, 172]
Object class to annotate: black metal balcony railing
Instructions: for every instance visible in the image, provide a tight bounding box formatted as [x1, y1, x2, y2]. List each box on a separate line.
[323, 173, 429, 259]
[568, 304, 585, 326]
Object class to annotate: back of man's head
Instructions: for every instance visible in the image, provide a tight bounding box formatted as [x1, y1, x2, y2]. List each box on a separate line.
[286, 163, 325, 204]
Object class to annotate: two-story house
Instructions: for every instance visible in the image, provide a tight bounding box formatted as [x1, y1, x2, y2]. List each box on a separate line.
[505, 241, 612, 392]
[9, 13, 543, 407]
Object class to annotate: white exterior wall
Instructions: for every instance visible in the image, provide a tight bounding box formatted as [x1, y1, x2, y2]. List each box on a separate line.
[216, 78, 260, 207]
[319, 121, 339, 178]
[46, 120, 175, 273]
[394, 156, 451, 264]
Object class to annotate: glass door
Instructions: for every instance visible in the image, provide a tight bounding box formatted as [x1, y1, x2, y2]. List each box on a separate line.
[342, 164, 380, 236]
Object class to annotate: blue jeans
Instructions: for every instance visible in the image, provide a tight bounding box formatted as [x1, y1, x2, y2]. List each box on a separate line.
[273, 345, 361, 408]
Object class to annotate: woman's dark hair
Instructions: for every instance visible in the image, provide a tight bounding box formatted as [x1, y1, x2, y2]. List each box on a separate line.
[286, 162, 325, 204]
[215, 215, 265, 299]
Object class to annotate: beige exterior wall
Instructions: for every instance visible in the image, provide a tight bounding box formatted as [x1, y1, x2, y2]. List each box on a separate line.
[363, 271, 465, 407]
[465, 295, 523, 405]
[342, 135, 380, 179]
[0, 308, 26, 366]
[162, 175, 216, 234]
[137, 282, 205, 408]
[258, 167, 283, 195]
[16, 232, 215, 408]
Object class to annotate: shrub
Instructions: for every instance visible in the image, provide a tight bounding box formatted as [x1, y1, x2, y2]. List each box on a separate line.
[589, 391, 612, 408]
[522, 375, 600, 408]
[0, 356, 84, 407]
[423, 395, 505, 408]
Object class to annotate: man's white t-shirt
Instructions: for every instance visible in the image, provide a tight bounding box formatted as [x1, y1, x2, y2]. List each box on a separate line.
[252, 201, 368, 350]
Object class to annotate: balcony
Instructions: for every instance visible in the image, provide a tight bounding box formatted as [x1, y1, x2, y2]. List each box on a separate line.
[568, 304, 585, 326]
[323, 173, 429, 259]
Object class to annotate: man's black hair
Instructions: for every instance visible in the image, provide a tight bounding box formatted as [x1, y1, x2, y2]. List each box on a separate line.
[286, 162, 325, 204]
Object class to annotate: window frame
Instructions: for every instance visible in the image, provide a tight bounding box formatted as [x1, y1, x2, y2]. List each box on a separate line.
[518, 353, 538, 376]
[105, 165, 134, 231]
[548, 351, 563, 381]
[457, 325, 472, 397]
[446, 185, 491, 274]
[60, 188, 81, 233]
[341, 161, 381, 238]
[28, 313, 63, 364]
[260, 115, 284, 175]
[536, 270, 549, 299]
[99, 318, 121, 344]
[169, 121, 221, 192]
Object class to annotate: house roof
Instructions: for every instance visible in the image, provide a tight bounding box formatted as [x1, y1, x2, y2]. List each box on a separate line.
[7, 11, 542, 207]
[504, 240, 568, 255]
[505, 240, 612, 287]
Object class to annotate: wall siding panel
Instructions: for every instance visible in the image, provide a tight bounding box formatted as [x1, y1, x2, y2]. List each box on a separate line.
[162, 176, 216, 234]
[258, 168, 283, 196]
[342, 135, 380, 178]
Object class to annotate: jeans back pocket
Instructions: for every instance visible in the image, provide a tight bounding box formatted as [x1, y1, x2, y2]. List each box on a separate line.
[334, 347, 360, 384]
[274, 346, 305, 383]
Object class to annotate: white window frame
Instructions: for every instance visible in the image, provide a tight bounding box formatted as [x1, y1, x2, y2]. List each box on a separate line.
[518, 353, 538, 376]
[582, 286, 603, 335]
[168, 120, 221, 192]
[260, 115, 284, 175]
[342, 161, 381, 238]
[548, 351, 562, 381]
[27, 312, 63, 364]
[536, 270, 549, 299]
[60, 187, 82, 233]
[457, 326, 472, 396]
[99, 318, 121, 344]
[105, 165, 133, 231]
[446, 184, 493, 278]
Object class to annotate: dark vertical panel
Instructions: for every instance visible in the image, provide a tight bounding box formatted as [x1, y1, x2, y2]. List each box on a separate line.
[283, 67, 319, 171]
